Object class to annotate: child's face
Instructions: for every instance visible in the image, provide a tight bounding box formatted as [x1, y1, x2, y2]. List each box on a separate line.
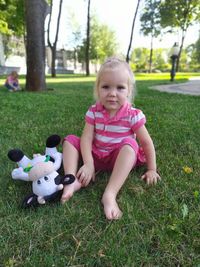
[12, 72, 18, 78]
[98, 66, 130, 116]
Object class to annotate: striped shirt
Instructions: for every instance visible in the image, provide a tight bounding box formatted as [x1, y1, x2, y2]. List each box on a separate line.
[85, 102, 146, 157]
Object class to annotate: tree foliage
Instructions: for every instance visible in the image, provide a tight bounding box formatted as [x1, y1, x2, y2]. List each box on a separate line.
[195, 37, 200, 63]
[89, 16, 118, 63]
[78, 15, 118, 65]
[66, 12, 83, 70]
[190, 37, 200, 64]
[160, 0, 200, 70]
[140, 0, 161, 72]
[67, 12, 83, 50]
[130, 47, 170, 71]
[160, 0, 200, 30]
[140, 0, 161, 37]
[0, 0, 24, 35]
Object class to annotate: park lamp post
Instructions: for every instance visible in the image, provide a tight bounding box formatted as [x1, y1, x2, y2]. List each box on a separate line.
[170, 42, 180, 82]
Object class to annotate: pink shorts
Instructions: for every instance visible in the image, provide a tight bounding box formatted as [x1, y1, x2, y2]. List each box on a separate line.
[63, 135, 146, 171]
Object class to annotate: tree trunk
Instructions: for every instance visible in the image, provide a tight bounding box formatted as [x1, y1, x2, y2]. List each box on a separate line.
[25, 0, 49, 91]
[51, 47, 56, 77]
[85, 0, 91, 76]
[126, 0, 141, 63]
[149, 34, 153, 73]
[74, 48, 77, 70]
[176, 29, 186, 72]
[0, 34, 5, 66]
[47, 0, 63, 77]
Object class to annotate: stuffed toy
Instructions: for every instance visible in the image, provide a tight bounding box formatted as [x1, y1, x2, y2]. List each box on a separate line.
[8, 135, 75, 208]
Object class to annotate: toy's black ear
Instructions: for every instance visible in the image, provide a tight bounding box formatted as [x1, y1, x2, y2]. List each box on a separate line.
[8, 149, 24, 162]
[46, 135, 61, 148]
[22, 194, 39, 208]
[63, 174, 75, 185]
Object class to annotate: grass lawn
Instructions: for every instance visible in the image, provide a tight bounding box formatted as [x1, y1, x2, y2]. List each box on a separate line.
[0, 72, 200, 266]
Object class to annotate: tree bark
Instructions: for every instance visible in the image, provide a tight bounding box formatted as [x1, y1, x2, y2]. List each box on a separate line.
[85, 0, 91, 76]
[126, 0, 141, 63]
[176, 29, 186, 72]
[0, 34, 5, 66]
[149, 33, 153, 73]
[25, 0, 49, 91]
[47, 0, 63, 77]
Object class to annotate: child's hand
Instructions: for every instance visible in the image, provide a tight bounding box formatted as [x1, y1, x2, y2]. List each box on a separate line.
[141, 170, 161, 185]
[77, 163, 95, 187]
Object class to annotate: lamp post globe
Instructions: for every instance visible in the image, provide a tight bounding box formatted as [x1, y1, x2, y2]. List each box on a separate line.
[170, 42, 179, 81]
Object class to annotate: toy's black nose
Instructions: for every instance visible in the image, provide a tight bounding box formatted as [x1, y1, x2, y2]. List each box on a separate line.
[63, 174, 75, 185]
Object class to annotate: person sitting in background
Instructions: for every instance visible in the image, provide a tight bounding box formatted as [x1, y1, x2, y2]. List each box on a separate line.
[5, 71, 21, 92]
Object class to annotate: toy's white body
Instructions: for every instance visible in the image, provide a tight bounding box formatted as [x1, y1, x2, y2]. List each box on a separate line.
[8, 135, 64, 205]
[8, 135, 75, 207]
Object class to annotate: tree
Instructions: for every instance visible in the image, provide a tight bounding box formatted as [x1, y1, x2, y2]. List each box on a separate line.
[77, 16, 118, 69]
[0, 0, 25, 65]
[47, 0, 63, 77]
[126, 0, 142, 63]
[89, 16, 118, 63]
[0, 0, 24, 35]
[66, 12, 83, 70]
[85, 0, 91, 76]
[194, 37, 200, 63]
[25, 0, 49, 91]
[140, 0, 161, 72]
[130, 47, 150, 71]
[130, 47, 169, 71]
[160, 0, 200, 71]
[187, 36, 200, 70]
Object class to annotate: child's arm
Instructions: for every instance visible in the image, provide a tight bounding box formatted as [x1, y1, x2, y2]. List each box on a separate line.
[6, 76, 14, 89]
[77, 122, 95, 186]
[135, 125, 161, 185]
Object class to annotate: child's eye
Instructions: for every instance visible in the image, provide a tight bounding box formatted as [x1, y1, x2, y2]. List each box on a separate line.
[117, 86, 125, 90]
[102, 85, 109, 89]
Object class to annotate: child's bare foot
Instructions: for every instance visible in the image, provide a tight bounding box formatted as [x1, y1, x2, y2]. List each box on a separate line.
[101, 192, 122, 220]
[61, 178, 82, 203]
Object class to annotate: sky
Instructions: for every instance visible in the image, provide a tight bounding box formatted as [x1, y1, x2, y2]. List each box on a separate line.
[50, 0, 199, 54]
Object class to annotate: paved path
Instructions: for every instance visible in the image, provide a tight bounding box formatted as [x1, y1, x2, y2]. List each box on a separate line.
[151, 77, 200, 96]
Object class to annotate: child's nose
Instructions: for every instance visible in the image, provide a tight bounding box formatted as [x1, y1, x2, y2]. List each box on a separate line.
[109, 88, 117, 96]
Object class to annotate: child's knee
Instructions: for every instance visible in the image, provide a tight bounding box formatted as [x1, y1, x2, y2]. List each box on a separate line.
[120, 144, 137, 162]
[63, 135, 80, 151]
[120, 138, 139, 154]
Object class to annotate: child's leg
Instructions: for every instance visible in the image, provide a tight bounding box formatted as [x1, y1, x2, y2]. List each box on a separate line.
[13, 82, 21, 91]
[61, 138, 82, 203]
[102, 144, 136, 220]
[5, 83, 14, 92]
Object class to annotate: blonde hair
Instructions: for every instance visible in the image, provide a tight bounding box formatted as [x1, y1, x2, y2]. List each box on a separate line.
[94, 57, 135, 102]
[11, 71, 18, 78]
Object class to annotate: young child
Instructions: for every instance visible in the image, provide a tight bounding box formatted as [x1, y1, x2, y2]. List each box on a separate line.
[61, 57, 161, 220]
[5, 71, 21, 92]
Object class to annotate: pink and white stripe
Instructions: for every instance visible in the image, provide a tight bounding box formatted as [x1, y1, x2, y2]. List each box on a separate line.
[85, 102, 146, 155]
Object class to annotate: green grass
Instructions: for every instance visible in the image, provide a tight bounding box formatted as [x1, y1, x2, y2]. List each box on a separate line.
[0, 73, 200, 266]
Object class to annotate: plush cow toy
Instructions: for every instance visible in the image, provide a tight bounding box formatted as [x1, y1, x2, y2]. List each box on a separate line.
[8, 135, 75, 208]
